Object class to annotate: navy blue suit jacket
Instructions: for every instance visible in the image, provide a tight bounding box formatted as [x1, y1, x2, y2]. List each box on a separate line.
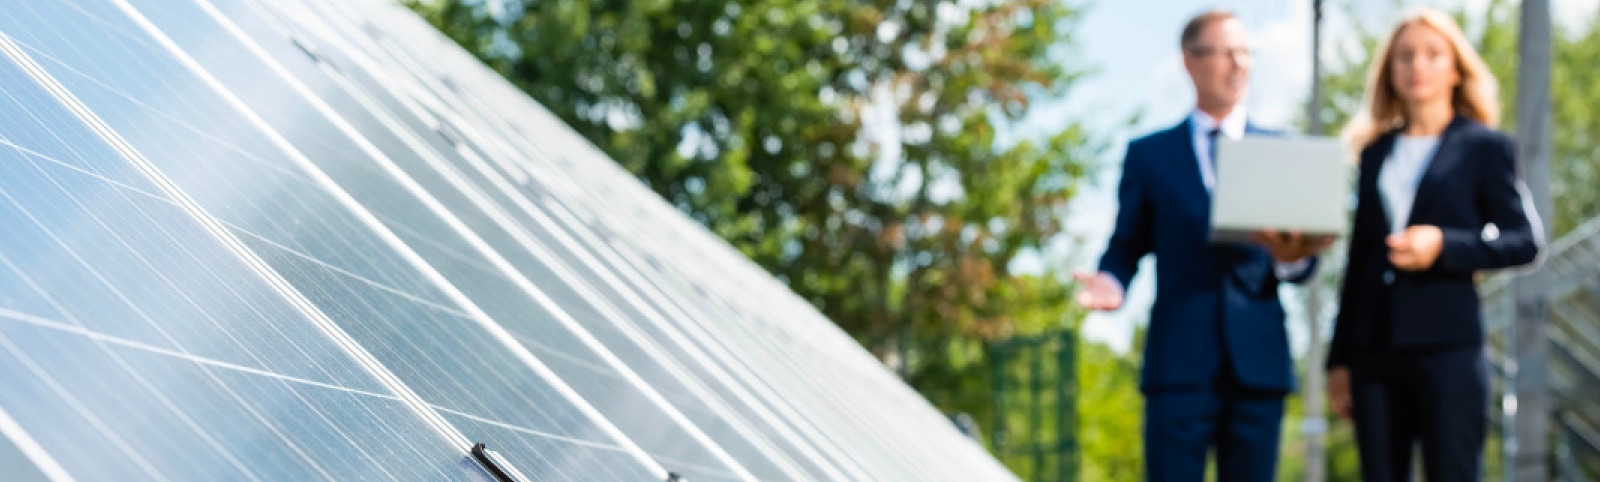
[1098, 119, 1315, 394]
[1328, 116, 1542, 369]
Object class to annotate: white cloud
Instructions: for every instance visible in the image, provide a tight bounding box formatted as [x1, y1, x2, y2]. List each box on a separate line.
[1553, 0, 1599, 31]
[1247, 0, 1315, 128]
[1140, 52, 1194, 128]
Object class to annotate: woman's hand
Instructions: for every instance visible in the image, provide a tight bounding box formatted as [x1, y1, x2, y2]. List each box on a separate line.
[1327, 366, 1353, 421]
[1388, 225, 1443, 271]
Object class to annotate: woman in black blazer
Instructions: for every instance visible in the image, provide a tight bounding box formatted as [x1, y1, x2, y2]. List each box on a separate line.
[1326, 9, 1543, 482]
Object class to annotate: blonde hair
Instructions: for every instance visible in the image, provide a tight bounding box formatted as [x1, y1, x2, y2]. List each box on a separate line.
[1342, 8, 1500, 149]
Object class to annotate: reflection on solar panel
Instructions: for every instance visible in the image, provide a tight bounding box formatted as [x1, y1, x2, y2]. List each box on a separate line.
[0, 0, 1022, 480]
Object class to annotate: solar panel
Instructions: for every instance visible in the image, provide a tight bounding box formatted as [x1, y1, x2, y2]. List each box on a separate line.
[0, 0, 1024, 481]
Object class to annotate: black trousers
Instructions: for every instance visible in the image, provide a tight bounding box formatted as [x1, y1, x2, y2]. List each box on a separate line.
[1350, 346, 1489, 481]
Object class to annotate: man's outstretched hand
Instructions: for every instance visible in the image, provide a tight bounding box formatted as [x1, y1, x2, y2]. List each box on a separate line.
[1073, 271, 1125, 311]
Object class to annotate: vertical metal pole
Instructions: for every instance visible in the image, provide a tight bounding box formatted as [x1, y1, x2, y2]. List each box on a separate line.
[1303, 3, 1329, 482]
[1510, 0, 1554, 479]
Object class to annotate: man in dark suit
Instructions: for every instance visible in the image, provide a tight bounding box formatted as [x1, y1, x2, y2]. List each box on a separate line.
[1073, 10, 1331, 482]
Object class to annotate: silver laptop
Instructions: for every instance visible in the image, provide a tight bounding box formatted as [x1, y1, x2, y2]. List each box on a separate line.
[1210, 136, 1351, 244]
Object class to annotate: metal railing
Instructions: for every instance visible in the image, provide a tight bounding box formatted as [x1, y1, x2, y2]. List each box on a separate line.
[1483, 214, 1600, 479]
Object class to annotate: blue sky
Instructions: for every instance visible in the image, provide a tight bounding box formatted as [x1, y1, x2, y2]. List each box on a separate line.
[1027, 0, 1600, 353]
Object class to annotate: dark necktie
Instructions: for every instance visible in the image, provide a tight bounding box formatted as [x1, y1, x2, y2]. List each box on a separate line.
[1203, 126, 1216, 164]
[1207, 128, 1221, 190]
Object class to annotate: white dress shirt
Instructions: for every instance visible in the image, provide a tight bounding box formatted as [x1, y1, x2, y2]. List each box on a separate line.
[1188, 109, 1312, 279]
[1190, 109, 1248, 192]
[1378, 135, 1441, 234]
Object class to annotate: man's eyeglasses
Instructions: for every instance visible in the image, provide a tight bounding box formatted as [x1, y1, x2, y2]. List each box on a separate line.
[1187, 46, 1252, 60]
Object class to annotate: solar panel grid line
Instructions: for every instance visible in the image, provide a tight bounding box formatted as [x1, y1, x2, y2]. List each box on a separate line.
[0, 46, 309, 190]
[758, 313, 1016, 479]
[240, 1, 481, 180]
[25, 17, 643, 473]
[355, 15, 589, 215]
[0, 302, 489, 482]
[0, 307, 400, 403]
[252, 6, 870, 480]
[0, 137, 171, 208]
[457, 104, 921, 477]
[341, 3, 1020, 478]
[428, 404, 630, 453]
[14, 6, 473, 480]
[216, 9, 807, 481]
[0, 234, 274, 482]
[674, 266, 1005, 481]
[349, 42, 551, 194]
[368, 67, 896, 480]
[303, 1, 544, 191]
[427, 143, 878, 479]
[505, 170, 896, 403]
[766, 345, 977, 479]
[0, 95, 349, 482]
[0, 70, 343, 482]
[0, 404, 71, 482]
[587, 200, 1015, 482]
[438, 32, 1017, 482]
[326, 69, 848, 481]
[0, 168, 399, 482]
[304, 27, 883, 467]
[0, 22, 497, 480]
[660, 288, 942, 481]
[5, 325, 461, 481]
[524, 164, 876, 363]
[150, 2, 780, 477]
[175, 2, 770, 479]
[336, 34, 902, 480]
[524, 211, 879, 482]
[51, 0, 665, 475]
[40, 1, 454, 300]
[582, 243, 915, 482]
[413, 133, 825, 482]
[448, 173, 873, 482]
[255, 0, 705, 396]
[258, 0, 575, 234]
[754, 329, 995, 481]
[0, 7, 474, 438]
[439, 158, 858, 481]
[0, 330, 172, 482]
[216, 226, 476, 320]
[314, 0, 576, 191]
[413, 87, 843, 482]
[597, 199, 921, 395]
